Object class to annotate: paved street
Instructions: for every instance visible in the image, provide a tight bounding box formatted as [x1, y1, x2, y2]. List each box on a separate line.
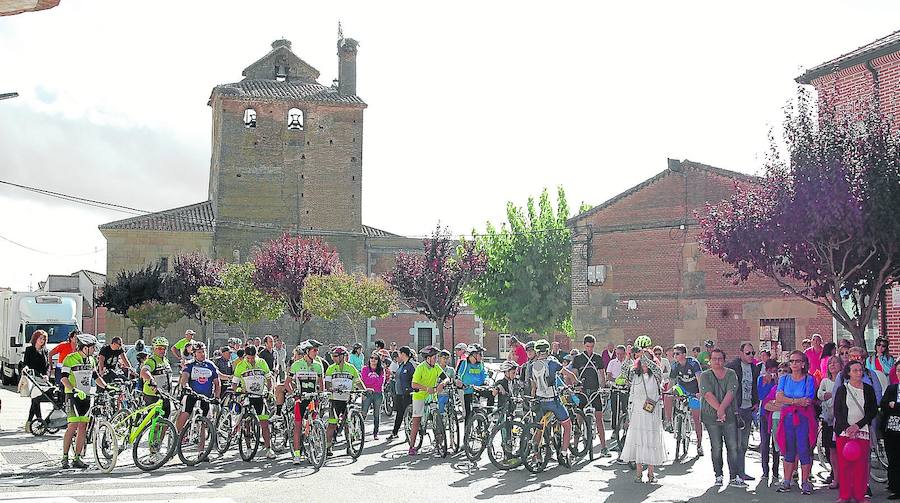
[0, 387, 890, 502]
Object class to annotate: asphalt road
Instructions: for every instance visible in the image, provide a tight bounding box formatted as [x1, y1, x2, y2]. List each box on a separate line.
[0, 387, 890, 503]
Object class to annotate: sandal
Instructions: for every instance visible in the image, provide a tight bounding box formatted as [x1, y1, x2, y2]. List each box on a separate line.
[647, 475, 658, 484]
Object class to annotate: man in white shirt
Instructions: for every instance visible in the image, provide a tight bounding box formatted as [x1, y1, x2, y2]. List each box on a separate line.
[606, 345, 628, 383]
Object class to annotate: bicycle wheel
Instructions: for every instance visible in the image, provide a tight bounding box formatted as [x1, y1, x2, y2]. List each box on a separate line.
[133, 417, 177, 472]
[269, 414, 289, 454]
[238, 414, 261, 462]
[382, 392, 394, 417]
[345, 410, 365, 459]
[92, 419, 118, 473]
[522, 423, 550, 474]
[433, 413, 447, 458]
[871, 437, 888, 483]
[613, 405, 629, 451]
[403, 406, 413, 443]
[464, 412, 489, 462]
[178, 415, 214, 466]
[674, 415, 688, 462]
[305, 419, 327, 470]
[815, 426, 831, 473]
[214, 411, 234, 455]
[446, 409, 460, 455]
[748, 415, 760, 451]
[569, 408, 589, 461]
[487, 420, 525, 470]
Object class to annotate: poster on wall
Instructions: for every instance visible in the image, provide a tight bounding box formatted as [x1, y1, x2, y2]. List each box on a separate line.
[759, 326, 780, 342]
[759, 340, 772, 352]
[893, 284, 900, 308]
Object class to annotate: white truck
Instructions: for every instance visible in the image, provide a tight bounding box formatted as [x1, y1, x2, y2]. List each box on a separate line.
[0, 291, 82, 385]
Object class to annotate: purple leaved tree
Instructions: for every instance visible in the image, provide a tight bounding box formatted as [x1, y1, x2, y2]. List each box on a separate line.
[698, 90, 900, 348]
[251, 233, 343, 341]
[385, 225, 487, 350]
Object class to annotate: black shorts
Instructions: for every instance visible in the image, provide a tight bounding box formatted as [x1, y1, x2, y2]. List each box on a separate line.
[580, 389, 605, 412]
[144, 393, 172, 417]
[182, 394, 211, 416]
[66, 394, 91, 423]
[293, 399, 313, 422]
[248, 396, 269, 420]
[329, 400, 348, 424]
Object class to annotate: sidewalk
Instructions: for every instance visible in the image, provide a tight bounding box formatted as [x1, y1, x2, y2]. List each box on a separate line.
[0, 385, 77, 477]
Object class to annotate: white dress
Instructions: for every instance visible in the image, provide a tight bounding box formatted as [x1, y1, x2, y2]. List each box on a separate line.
[620, 372, 668, 466]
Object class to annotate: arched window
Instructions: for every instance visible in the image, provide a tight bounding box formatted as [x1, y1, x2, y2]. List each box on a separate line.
[243, 108, 257, 128]
[288, 108, 304, 130]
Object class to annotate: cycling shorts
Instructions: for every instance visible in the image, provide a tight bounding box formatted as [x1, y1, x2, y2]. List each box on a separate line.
[182, 394, 211, 417]
[412, 398, 426, 418]
[580, 388, 605, 412]
[248, 396, 269, 421]
[538, 398, 569, 422]
[329, 399, 348, 424]
[143, 393, 172, 417]
[293, 399, 313, 422]
[66, 394, 91, 423]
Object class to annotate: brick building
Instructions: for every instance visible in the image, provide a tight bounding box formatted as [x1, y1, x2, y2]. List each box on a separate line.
[99, 36, 487, 352]
[568, 159, 834, 357]
[797, 29, 900, 350]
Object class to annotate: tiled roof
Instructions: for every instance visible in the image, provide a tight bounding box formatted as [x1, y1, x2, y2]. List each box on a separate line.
[99, 201, 214, 232]
[362, 225, 401, 238]
[797, 29, 900, 83]
[214, 80, 366, 105]
[568, 159, 759, 225]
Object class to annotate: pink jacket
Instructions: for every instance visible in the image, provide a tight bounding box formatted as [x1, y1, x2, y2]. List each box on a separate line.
[360, 367, 387, 393]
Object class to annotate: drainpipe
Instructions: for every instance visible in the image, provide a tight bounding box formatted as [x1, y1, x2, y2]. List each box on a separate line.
[865, 59, 880, 110]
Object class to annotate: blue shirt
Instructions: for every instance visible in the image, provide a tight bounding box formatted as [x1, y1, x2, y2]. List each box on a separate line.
[183, 360, 219, 397]
[777, 374, 815, 399]
[457, 360, 487, 395]
[394, 361, 415, 395]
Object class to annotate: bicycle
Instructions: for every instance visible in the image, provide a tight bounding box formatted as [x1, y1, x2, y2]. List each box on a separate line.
[214, 390, 240, 455]
[486, 395, 526, 470]
[520, 397, 571, 473]
[559, 385, 589, 464]
[266, 392, 293, 455]
[177, 389, 218, 466]
[442, 385, 462, 455]
[328, 389, 366, 459]
[668, 392, 694, 462]
[231, 391, 269, 462]
[295, 391, 328, 469]
[610, 383, 630, 451]
[463, 385, 499, 462]
[405, 392, 448, 457]
[93, 388, 180, 472]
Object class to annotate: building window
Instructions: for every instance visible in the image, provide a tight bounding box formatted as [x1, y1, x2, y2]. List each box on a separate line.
[243, 109, 257, 128]
[416, 327, 433, 351]
[288, 108, 304, 130]
[158, 257, 169, 272]
[760, 318, 796, 353]
[498, 334, 512, 359]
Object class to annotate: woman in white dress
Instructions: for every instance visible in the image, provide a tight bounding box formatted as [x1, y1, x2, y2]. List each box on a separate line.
[621, 348, 668, 483]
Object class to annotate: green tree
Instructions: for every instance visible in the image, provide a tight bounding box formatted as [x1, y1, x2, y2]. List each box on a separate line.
[97, 263, 164, 316]
[466, 187, 574, 335]
[303, 273, 396, 345]
[126, 300, 184, 339]
[193, 263, 285, 337]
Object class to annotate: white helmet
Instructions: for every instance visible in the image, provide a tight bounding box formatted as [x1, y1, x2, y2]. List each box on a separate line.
[76, 333, 98, 349]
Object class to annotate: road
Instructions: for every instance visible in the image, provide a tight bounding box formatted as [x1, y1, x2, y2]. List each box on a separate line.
[0, 387, 889, 503]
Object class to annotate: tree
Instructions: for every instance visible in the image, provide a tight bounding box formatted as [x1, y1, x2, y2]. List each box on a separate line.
[97, 263, 164, 316]
[303, 273, 396, 344]
[126, 300, 184, 339]
[386, 225, 487, 349]
[466, 187, 573, 335]
[162, 252, 224, 321]
[698, 90, 900, 348]
[251, 233, 343, 338]
[193, 263, 285, 337]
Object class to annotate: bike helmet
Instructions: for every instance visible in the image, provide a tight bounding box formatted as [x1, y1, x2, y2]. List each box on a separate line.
[634, 335, 653, 349]
[438, 349, 451, 358]
[467, 344, 485, 354]
[524, 341, 536, 351]
[192, 341, 207, 352]
[152, 336, 169, 348]
[75, 333, 98, 349]
[454, 343, 468, 351]
[298, 339, 321, 352]
[353, 342, 363, 350]
[419, 345, 439, 358]
[533, 339, 551, 353]
[704, 339, 715, 347]
[331, 345, 348, 356]
[499, 360, 519, 372]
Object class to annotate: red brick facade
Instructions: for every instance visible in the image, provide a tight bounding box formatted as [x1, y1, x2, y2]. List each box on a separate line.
[569, 159, 835, 358]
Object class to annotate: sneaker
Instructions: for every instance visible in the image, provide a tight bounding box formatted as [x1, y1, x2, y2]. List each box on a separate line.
[386, 433, 398, 440]
[292, 454, 301, 465]
[600, 447, 610, 457]
[697, 446, 704, 457]
[729, 477, 748, 488]
[265, 448, 276, 460]
[801, 482, 812, 495]
[407, 447, 417, 456]
[24, 421, 31, 434]
[866, 486, 873, 499]
[373, 433, 379, 440]
[61, 457, 70, 469]
[714, 475, 723, 486]
[741, 474, 756, 481]
[326, 449, 334, 458]
[762, 471, 769, 480]
[72, 458, 88, 469]
[776, 481, 791, 493]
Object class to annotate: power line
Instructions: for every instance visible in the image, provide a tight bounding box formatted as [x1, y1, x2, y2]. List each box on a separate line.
[0, 233, 105, 257]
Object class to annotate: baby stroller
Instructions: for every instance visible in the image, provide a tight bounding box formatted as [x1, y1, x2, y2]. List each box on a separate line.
[22, 368, 68, 436]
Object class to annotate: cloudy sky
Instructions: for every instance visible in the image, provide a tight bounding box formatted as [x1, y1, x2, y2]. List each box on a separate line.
[1, 1, 898, 290]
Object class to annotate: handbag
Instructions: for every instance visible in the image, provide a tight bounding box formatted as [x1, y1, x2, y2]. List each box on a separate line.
[17, 372, 31, 398]
[641, 373, 658, 413]
[886, 415, 900, 433]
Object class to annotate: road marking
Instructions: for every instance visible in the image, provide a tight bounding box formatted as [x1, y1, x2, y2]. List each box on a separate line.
[0, 485, 215, 500]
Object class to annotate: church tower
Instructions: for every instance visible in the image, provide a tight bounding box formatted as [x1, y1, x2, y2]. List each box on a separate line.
[207, 37, 365, 259]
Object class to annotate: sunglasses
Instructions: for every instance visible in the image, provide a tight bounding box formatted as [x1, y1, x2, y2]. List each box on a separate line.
[789, 359, 804, 363]
[745, 351, 756, 356]
[673, 351, 684, 356]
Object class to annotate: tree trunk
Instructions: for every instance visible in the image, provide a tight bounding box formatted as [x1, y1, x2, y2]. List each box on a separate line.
[138, 325, 145, 339]
[296, 319, 305, 347]
[435, 319, 445, 350]
[848, 322, 867, 351]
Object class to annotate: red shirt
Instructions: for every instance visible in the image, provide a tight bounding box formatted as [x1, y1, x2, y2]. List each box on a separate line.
[49, 340, 74, 365]
[512, 344, 528, 366]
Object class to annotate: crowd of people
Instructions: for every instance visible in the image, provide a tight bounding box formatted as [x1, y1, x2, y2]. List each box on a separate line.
[16, 327, 900, 501]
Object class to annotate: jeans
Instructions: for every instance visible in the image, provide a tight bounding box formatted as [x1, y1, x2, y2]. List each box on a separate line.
[735, 407, 754, 477]
[361, 392, 383, 434]
[760, 414, 780, 476]
[392, 393, 411, 435]
[704, 420, 739, 479]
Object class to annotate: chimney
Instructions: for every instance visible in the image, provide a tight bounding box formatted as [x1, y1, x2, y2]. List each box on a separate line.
[337, 37, 359, 96]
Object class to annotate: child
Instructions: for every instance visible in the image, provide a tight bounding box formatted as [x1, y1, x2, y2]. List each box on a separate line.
[758, 360, 787, 481]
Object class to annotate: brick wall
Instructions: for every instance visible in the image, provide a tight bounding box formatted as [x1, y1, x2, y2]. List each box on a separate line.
[887, 285, 900, 350]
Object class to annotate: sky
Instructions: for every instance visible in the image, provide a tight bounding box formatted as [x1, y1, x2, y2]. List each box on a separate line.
[1, 1, 899, 290]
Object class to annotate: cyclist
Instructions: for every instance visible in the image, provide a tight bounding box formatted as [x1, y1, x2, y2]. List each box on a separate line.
[171, 330, 195, 368]
[141, 337, 174, 418]
[61, 333, 113, 469]
[571, 334, 610, 456]
[408, 345, 448, 456]
[527, 339, 573, 467]
[285, 339, 324, 464]
[519, 341, 537, 389]
[458, 344, 493, 419]
[436, 349, 456, 414]
[670, 343, 704, 456]
[324, 346, 368, 457]
[175, 342, 221, 436]
[233, 345, 276, 459]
